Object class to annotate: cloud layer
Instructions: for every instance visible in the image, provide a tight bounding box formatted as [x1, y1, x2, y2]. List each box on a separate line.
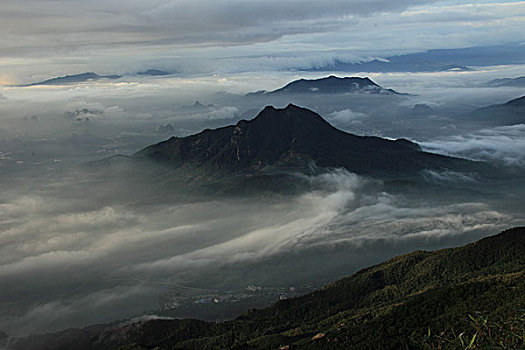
[420, 124, 525, 166]
[1, 167, 521, 336]
[1, 1, 525, 82]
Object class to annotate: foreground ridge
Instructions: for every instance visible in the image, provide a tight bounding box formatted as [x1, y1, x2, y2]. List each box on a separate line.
[9, 227, 525, 350]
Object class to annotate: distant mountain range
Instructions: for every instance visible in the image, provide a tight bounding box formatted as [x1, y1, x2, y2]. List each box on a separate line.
[177, 101, 214, 113]
[247, 76, 404, 96]
[302, 43, 525, 73]
[135, 104, 486, 184]
[307, 58, 470, 73]
[459, 95, 525, 127]
[21, 69, 172, 86]
[22, 72, 122, 86]
[137, 69, 170, 76]
[485, 76, 525, 87]
[9, 226, 524, 349]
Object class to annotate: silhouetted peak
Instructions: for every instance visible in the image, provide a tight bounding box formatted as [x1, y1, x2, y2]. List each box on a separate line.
[245, 75, 404, 96]
[137, 69, 170, 76]
[23, 72, 121, 86]
[285, 103, 301, 109]
[135, 104, 477, 179]
[268, 75, 387, 94]
[247, 104, 330, 128]
[323, 75, 377, 85]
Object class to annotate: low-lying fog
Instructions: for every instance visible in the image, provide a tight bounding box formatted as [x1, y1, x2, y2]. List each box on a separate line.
[1, 66, 524, 337]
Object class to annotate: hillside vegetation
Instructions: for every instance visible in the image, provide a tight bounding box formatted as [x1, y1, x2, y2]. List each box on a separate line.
[10, 227, 524, 350]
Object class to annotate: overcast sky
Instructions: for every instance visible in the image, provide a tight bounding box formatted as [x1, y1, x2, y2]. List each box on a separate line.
[0, 0, 524, 83]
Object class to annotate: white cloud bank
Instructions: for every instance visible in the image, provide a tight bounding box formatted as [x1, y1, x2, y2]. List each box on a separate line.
[1, 1, 524, 82]
[1, 168, 521, 336]
[420, 124, 525, 166]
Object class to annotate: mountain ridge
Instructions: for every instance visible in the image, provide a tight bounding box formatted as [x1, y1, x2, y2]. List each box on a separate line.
[135, 104, 483, 181]
[246, 76, 405, 96]
[486, 76, 525, 87]
[459, 94, 525, 126]
[306, 58, 470, 73]
[8, 226, 524, 350]
[22, 72, 121, 86]
[137, 69, 170, 76]
[300, 43, 525, 73]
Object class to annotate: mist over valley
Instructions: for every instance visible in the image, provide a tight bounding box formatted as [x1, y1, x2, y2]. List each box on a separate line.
[1, 1, 524, 348]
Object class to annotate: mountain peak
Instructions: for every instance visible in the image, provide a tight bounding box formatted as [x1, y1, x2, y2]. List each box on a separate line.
[323, 75, 377, 85]
[242, 103, 332, 130]
[258, 103, 315, 114]
[274, 75, 380, 94]
[135, 105, 473, 179]
[245, 76, 403, 95]
[23, 72, 121, 86]
[137, 69, 170, 76]
[286, 103, 303, 109]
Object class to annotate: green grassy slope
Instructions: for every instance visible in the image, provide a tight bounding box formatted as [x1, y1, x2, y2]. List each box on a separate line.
[11, 227, 524, 350]
[107, 227, 525, 350]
